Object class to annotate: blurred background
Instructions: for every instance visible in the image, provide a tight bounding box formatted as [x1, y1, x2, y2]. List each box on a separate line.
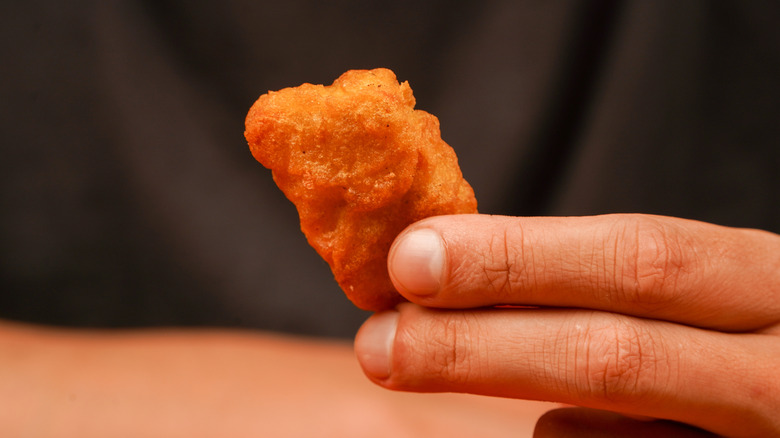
[1, 1, 778, 337]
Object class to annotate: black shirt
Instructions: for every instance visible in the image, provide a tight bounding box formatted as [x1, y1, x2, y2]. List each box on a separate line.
[1, 1, 778, 337]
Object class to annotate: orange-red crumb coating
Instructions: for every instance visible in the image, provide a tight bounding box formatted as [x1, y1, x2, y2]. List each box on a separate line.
[244, 68, 477, 311]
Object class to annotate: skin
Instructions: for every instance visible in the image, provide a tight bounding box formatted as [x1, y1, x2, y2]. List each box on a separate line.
[0, 320, 551, 437]
[355, 214, 780, 437]
[3, 212, 775, 436]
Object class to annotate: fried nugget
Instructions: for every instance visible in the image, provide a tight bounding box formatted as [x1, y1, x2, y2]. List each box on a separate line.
[244, 68, 477, 311]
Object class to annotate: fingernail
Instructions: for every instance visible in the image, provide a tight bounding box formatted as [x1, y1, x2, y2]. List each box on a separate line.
[388, 228, 444, 296]
[355, 311, 398, 380]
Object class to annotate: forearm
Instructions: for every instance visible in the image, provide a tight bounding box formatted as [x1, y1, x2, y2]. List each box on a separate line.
[0, 321, 360, 437]
[0, 320, 549, 438]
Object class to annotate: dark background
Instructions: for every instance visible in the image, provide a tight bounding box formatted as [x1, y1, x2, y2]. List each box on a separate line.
[1, 1, 778, 338]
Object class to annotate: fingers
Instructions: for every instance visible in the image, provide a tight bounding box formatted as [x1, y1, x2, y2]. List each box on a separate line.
[354, 304, 780, 437]
[388, 214, 780, 331]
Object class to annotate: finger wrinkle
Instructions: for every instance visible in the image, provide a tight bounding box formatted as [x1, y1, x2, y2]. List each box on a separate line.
[476, 227, 519, 301]
[616, 217, 691, 313]
[570, 314, 672, 408]
[419, 310, 496, 389]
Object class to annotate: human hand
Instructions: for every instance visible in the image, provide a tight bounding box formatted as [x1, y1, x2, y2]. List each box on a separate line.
[354, 214, 780, 437]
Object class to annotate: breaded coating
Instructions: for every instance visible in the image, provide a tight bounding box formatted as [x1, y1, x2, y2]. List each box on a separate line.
[245, 68, 477, 311]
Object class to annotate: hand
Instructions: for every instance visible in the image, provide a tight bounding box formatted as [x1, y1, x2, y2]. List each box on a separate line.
[354, 214, 780, 437]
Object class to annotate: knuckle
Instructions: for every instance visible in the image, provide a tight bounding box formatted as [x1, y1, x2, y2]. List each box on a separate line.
[578, 316, 665, 403]
[476, 222, 525, 300]
[614, 216, 696, 310]
[425, 313, 484, 385]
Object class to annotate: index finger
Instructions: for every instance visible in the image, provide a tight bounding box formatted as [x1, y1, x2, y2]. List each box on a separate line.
[387, 214, 780, 332]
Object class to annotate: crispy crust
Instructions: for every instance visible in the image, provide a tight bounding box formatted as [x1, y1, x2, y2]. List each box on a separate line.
[245, 68, 477, 311]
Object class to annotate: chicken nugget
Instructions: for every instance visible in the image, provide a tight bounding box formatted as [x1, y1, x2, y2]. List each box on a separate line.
[245, 68, 477, 311]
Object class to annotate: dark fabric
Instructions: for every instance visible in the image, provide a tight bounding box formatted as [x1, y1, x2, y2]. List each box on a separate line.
[2, 1, 778, 337]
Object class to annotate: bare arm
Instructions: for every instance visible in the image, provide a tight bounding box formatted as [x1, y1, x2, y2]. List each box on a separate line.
[0, 320, 550, 437]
